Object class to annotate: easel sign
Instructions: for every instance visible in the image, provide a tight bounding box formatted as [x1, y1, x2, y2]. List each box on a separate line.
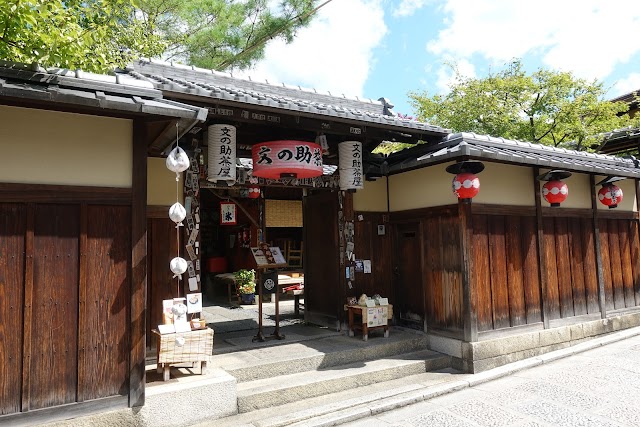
[251, 242, 287, 268]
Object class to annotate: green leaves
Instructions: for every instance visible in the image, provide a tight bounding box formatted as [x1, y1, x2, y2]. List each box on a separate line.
[409, 59, 640, 151]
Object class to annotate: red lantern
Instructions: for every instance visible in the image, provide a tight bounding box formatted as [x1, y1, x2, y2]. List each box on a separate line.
[598, 184, 623, 209]
[542, 180, 568, 207]
[252, 141, 323, 179]
[248, 186, 261, 199]
[452, 173, 480, 200]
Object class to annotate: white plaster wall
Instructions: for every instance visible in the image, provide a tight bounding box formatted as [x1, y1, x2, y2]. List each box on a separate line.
[353, 177, 388, 212]
[388, 163, 455, 211]
[148, 157, 184, 205]
[473, 162, 535, 206]
[0, 105, 132, 187]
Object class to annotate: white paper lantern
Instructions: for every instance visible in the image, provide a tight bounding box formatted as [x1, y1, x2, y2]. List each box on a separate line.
[208, 124, 237, 182]
[170, 256, 188, 279]
[166, 146, 190, 173]
[338, 141, 364, 191]
[169, 202, 186, 226]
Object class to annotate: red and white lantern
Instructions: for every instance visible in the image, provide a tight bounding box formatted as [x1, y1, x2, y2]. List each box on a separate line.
[248, 185, 261, 199]
[598, 184, 623, 209]
[452, 173, 480, 200]
[542, 180, 568, 207]
[252, 140, 323, 179]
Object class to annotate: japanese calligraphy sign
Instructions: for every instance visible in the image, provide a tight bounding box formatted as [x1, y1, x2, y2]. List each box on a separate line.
[251, 140, 323, 179]
[338, 141, 364, 191]
[220, 201, 237, 225]
[208, 124, 236, 182]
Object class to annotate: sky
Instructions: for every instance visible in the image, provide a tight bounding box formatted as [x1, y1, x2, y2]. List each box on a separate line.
[235, 0, 640, 117]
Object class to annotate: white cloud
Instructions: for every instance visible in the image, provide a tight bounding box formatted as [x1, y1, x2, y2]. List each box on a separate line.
[434, 58, 476, 94]
[612, 73, 640, 98]
[427, 0, 640, 80]
[233, 0, 386, 99]
[393, 0, 431, 17]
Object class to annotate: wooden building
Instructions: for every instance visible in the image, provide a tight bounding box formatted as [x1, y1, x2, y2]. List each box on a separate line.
[0, 62, 207, 423]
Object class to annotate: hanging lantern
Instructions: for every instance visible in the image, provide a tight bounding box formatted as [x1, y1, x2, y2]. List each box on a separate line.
[542, 180, 568, 207]
[252, 140, 323, 179]
[445, 161, 485, 203]
[166, 146, 190, 174]
[338, 141, 364, 191]
[537, 170, 571, 207]
[248, 185, 261, 199]
[452, 172, 480, 200]
[208, 124, 237, 182]
[169, 202, 186, 227]
[598, 184, 623, 209]
[170, 257, 188, 279]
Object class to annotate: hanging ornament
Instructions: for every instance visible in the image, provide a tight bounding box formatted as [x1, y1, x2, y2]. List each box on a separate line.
[445, 161, 485, 203]
[170, 256, 188, 279]
[166, 146, 190, 174]
[169, 202, 187, 226]
[598, 184, 623, 209]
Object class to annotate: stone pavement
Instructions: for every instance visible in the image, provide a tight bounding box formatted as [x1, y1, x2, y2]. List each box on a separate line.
[342, 330, 640, 427]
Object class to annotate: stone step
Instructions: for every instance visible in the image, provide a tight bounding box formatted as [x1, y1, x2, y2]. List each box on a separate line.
[214, 329, 430, 383]
[236, 349, 450, 413]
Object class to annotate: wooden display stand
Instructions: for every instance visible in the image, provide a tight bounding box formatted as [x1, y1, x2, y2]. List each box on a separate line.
[346, 304, 393, 341]
[152, 327, 213, 381]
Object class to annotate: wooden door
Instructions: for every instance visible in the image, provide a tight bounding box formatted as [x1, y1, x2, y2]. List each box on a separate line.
[394, 222, 425, 328]
[303, 191, 340, 320]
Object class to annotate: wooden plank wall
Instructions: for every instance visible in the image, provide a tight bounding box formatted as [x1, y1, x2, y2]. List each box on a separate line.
[599, 218, 640, 310]
[424, 213, 463, 332]
[0, 202, 131, 415]
[0, 204, 26, 415]
[352, 212, 392, 300]
[472, 214, 542, 331]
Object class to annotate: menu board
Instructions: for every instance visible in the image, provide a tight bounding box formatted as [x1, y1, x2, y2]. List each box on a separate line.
[251, 242, 287, 268]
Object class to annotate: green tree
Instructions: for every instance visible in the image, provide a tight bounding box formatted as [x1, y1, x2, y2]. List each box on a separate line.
[138, 0, 319, 70]
[0, 0, 165, 72]
[409, 60, 640, 151]
[0, 0, 320, 73]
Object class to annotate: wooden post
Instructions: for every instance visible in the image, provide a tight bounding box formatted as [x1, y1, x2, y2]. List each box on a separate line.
[130, 120, 148, 407]
[460, 201, 478, 342]
[342, 191, 354, 325]
[21, 204, 35, 411]
[533, 167, 550, 329]
[591, 174, 607, 319]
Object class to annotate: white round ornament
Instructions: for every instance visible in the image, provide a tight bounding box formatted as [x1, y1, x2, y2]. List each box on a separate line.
[170, 256, 188, 279]
[166, 146, 190, 173]
[169, 202, 187, 226]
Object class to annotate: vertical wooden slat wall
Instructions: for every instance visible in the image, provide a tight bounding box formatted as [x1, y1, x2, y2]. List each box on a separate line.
[353, 212, 392, 299]
[599, 218, 640, 310]
[0, 200, 132, 416]
[0, 204, 26, 415]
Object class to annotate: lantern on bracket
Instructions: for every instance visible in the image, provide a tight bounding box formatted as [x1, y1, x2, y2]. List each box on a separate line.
[247, 185, 261, 199]
[446, 161, 485, 203]
[537, 170, 571, 207]
[597, 176, 625, 209]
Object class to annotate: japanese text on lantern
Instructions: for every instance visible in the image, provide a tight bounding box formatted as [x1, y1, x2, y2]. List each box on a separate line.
[218, 127, 233, 178]
[257, 144, 321, 166]
[352, 143, 362, 186]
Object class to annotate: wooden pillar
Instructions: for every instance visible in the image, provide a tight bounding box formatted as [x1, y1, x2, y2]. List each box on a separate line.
[591, 174, 607, 319]
[21, 205, 35, 411]
[341, 191, 354, 324]
[130, 120, 148, 407]
[533, 167, 550, 329]
[460, 201, 477, 342]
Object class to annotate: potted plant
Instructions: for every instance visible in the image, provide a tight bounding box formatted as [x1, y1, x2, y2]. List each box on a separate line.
[234, 269, 256, 304]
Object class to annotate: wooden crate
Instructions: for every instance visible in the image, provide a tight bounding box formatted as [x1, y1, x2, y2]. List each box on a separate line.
[155, 328, 214, 364]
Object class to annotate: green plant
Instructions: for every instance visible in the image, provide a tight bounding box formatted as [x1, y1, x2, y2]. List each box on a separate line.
[234, 269, 256, 294]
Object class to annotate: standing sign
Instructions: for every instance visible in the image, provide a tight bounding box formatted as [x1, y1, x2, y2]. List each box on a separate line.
[261, 271, 278, 295]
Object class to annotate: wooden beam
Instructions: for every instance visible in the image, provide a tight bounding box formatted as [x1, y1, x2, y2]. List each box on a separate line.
[460, 201, 478, 342]
[21, 205, 35, 412]
[533, 167, 550, 329]
[591, 174, 607, 319]
[129, 120, 148, 407]
[0, 183, 131, 204]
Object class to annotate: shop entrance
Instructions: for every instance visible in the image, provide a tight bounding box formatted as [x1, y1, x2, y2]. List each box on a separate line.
[393, 222, 425, 330]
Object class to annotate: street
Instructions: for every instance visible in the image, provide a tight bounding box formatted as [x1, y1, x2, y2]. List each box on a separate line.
[343, 334, 640, 427]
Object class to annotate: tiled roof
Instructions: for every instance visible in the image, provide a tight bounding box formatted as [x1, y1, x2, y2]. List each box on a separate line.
[388, 132, 640, 177]
[124, 59, 450, 137]
[0, 60, 208, 121]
